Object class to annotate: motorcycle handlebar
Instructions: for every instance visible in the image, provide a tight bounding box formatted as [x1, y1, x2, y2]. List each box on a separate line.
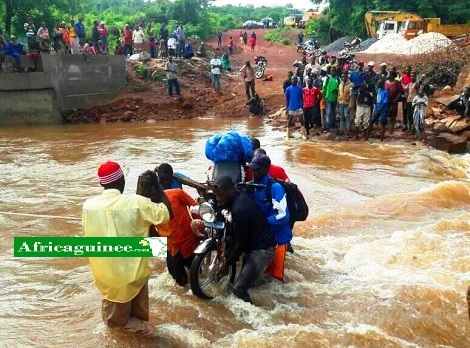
[236, 182, 266, 190]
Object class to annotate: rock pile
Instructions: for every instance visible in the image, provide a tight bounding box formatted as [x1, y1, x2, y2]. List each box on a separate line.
[323, 36, 354, 54]
[323, 37, 378, 54]
[427, 113, 470, 153]
[363, 32, 452, 55]
[360, 38, 378, 50]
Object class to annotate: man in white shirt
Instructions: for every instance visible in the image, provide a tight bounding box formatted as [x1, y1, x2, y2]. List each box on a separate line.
[167, 36, 177, 57]
[210, 53, 222, 92]
[165, 56, 181, 96]
[175, 24, 185, 58]
[24, 17, 36, 44]
[132, 26, 145, 53]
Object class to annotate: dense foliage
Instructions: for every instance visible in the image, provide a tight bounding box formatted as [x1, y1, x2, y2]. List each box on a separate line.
[0, 0, 302, 41]
[310, 0, 470, 44]
[1, 0, 468, 46]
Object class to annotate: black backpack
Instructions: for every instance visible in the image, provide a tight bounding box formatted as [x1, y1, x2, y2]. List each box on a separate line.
[266, 179, 309, 226]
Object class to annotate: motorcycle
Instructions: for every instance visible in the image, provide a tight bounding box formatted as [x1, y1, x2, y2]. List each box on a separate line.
[187, 178, 264, 300]
[297, 38, 320, 57]
[344, 36, 362, 51]
[254, 55, 267, 79]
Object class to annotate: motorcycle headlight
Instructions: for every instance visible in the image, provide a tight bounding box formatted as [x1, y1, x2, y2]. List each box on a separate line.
[199, 202, 216, 223]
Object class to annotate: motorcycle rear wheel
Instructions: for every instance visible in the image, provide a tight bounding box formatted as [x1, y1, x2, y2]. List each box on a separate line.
[189, 246, 236, 300]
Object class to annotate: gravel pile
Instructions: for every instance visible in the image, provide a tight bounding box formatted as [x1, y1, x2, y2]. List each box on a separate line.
[406, 32, 452, 54]
[360, 38, 378, 50]
[363, 32, 452, 55]
[363, 33, 408, 54]
[323, 36, 354, 54]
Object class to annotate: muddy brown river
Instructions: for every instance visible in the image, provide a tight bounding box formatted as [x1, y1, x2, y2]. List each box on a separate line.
[0, 118, 469, 348]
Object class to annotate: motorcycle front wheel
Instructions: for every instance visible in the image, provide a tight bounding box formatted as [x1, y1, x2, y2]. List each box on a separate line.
[189, 245, 236, 300]
[255, 64, 265, 79]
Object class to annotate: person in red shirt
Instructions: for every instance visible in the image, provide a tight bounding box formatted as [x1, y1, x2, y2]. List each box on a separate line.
[98, 22, 108, 50]
[228, 36, 234, 55]
[253, 148, 289, 182]
[249, 36, 255, 52]
[400, 65, 412, 131]
[385, 70, 403, 134]
[302, 77, 322, 138]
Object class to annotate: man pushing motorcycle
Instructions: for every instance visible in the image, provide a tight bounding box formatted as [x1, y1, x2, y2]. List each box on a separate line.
[213, 175, 277, 304]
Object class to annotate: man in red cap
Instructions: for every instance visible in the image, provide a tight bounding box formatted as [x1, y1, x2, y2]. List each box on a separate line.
[82, 161, 172, 336]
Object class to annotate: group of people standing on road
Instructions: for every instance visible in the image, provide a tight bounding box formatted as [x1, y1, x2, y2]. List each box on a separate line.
[284, 52, 431, 142]
[217, 30, 257, 53]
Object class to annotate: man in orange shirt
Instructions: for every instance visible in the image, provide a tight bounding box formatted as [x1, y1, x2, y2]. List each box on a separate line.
[122, 24, 133, 56]
[59, 22, 71, 54]
[156, 163, 200, 286]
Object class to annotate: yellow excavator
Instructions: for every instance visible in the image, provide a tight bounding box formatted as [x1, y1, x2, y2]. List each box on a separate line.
[365, 11, 421, 39]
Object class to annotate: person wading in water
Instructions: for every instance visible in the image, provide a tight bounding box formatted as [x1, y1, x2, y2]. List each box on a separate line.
[82, 162, 172, 336]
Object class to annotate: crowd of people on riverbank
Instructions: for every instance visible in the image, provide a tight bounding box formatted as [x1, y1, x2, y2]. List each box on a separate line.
[283, 51, 439, 142]
[0, 17, 205, 72]
[0, 17, 109, 67]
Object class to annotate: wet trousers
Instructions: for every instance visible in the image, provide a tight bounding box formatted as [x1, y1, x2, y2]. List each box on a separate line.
[233, 248, 275, 301]
[101, 283, 154, 336]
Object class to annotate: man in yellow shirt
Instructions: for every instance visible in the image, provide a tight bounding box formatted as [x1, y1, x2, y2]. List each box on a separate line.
[82, 161, 172, 336]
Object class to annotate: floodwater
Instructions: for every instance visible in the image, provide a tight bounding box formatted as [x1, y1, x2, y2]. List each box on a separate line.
[0, 118, 469, 348]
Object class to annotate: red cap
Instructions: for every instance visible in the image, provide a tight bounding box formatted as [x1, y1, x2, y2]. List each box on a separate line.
[358, 61, 364, 66]
[98, 161, 123, 185]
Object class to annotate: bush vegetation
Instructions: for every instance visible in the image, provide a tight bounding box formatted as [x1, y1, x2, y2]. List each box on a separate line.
[264, 27, 293, 45]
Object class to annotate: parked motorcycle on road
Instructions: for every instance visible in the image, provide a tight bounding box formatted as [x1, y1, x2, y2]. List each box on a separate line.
[254, 55, 267, 79]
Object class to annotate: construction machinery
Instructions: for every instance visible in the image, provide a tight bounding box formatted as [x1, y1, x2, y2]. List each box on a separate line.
[298, 11, 322, 29]
[283, 14, 303, 27]
[365, 11, 421, 39]
[398, 18, 470, 39]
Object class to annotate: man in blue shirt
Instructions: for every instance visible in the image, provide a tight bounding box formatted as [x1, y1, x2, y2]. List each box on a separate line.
[285, 76, 304, 140]
[366, 78, 388, 141]
[349, 61, 366, 122]
[74, 18, 85, 42]
[247, 154, 292, 281]
[6, 36, 25, 66]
